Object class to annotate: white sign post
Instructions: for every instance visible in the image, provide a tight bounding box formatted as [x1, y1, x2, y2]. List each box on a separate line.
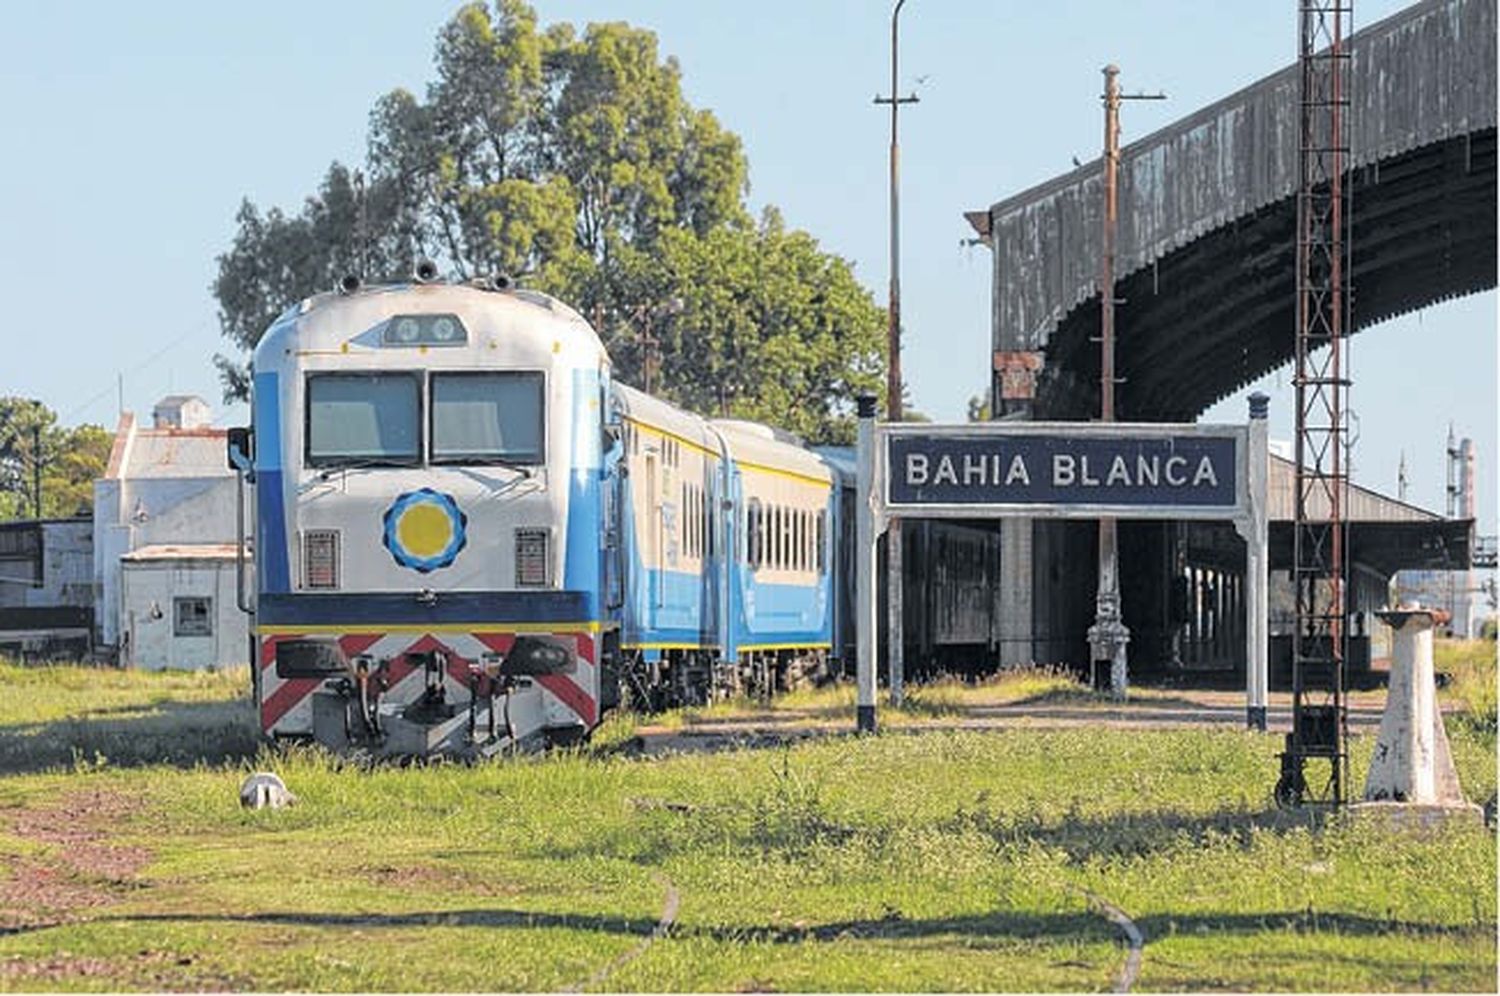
[854, 393, 1270, 733]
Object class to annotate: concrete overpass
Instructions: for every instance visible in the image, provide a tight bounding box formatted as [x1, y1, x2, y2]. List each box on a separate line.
[958, 0, 1495, 669]
[966, 0, 1495, 421]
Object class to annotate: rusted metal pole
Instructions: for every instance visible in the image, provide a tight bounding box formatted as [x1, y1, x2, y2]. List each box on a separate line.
[1100, 65, 1120, 427]
[1089, 65, 1130, 700]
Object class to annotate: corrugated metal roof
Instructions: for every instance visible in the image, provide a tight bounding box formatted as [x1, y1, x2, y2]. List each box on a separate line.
[1268, 453, 1444, 523]
[121, 429, 231, 480]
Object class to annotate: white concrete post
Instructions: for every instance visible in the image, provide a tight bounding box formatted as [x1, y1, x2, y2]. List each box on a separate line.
[1365, 607, 1467, 804]
[1245, 392, 1270, 731]
[888, 521, 904, 707]
[855, 395, 879, 734]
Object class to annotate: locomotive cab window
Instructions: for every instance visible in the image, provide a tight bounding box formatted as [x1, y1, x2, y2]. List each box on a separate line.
[430, 371, 544, 464]
[306, 373, 421, 467]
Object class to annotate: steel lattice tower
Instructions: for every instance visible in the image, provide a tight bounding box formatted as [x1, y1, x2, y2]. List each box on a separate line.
[1280, 0, 1353, 807]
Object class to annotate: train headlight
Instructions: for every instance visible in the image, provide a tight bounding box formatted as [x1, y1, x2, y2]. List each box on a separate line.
[431, 316, 460, 342]
[379, 314, 469, 347]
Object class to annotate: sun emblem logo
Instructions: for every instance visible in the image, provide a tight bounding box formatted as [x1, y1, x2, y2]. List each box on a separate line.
[382, 489, 468, 573]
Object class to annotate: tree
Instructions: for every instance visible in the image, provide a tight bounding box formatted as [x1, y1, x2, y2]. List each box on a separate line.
[212, 1, 886, 442]
[617, 212, 883, 444]
[0, 399, 110, 520]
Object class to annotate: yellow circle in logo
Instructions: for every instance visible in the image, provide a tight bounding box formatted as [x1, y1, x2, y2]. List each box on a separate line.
[396, 503, 454, 559]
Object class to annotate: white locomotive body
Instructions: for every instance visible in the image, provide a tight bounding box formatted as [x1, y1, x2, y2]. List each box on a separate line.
[244, 279, 614, 754]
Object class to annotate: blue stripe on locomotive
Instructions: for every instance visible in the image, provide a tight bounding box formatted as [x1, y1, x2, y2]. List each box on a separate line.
[252, 369, 291, 594]
[563, 367, 604, 622]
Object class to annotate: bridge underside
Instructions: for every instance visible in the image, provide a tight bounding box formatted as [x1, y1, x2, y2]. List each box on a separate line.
[1036, 128, 1497, 421]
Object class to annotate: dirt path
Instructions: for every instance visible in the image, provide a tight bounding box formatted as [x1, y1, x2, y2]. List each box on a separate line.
[0, 787, 151, 935]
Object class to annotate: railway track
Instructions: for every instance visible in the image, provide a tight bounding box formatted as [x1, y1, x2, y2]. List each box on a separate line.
[632, 688, 1393, 756]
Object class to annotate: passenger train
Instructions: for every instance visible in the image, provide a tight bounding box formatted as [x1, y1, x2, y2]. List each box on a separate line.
[231, 267, 858, 756]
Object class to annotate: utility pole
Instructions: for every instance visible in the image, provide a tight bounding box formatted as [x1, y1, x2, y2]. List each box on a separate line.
[31, 422, 41, 519]
[874, 0, 917, 706]
[1088, 65, 1163, 700]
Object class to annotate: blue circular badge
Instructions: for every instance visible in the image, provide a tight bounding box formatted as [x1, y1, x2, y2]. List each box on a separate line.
[382, 488, 468, 573]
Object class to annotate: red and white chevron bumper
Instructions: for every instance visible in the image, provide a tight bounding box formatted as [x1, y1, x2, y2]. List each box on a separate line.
[257, 629, 599, 739]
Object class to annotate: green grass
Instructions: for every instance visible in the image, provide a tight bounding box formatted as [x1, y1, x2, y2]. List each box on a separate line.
[667, 665, 1084, 728]
[1436, 638, 1498, 737]
[0, 661, 256, 773]
[0, 659, 1493, 991]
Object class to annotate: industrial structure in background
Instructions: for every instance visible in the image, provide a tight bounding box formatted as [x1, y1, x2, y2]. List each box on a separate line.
[1395, 427, 1497, 637]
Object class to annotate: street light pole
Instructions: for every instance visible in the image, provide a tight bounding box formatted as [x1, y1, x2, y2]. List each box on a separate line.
[1089, 64, 1129, 700]
[874, 0, 918, 706]
[1087, 65, 1163, 700]
[877, 0, 917, 424]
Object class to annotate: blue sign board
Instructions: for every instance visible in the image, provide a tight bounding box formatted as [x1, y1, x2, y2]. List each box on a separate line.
[886, 433, 1238, 507]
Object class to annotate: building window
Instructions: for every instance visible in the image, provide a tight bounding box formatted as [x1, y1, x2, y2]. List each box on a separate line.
[174, 597, 213, 637]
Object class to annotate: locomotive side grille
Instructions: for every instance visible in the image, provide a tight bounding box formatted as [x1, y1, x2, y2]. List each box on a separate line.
[303, 529, 340, 589]
[515, 529, 550, 587]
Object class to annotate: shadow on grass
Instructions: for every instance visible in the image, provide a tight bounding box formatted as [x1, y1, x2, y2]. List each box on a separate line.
[3, 906, 1482, 948]
[942, 805, 1337, 862]
[533, 794, 1347, 869]
[0, 699, 259, 774]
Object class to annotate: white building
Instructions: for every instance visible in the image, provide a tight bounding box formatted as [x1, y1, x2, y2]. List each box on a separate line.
[0, 517, 94, 658]
[118, 543, 244, 670]
[93, 397, 249, 670]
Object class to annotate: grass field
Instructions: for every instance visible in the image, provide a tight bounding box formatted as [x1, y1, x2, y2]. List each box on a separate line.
[0, 649, 1493, 992]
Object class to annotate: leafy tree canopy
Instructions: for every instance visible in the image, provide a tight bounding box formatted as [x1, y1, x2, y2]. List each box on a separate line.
[213, 0, 884, 444]
[0, 398, 112, 520]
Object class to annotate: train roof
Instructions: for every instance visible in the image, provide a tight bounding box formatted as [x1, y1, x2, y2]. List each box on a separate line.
[809, 446, 856, 487]
[710, 418, 831, 486]
[612, 385, 833, 485]
[613, 383, 721, 455]
[297, 281, 586, 323]
[259, 281, 603, 361]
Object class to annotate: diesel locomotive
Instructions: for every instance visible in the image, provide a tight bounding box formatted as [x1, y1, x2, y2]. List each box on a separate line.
[231, 268, 850, 756]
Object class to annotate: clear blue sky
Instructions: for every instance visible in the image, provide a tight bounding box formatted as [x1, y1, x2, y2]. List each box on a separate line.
[0, 1, 1492, 531]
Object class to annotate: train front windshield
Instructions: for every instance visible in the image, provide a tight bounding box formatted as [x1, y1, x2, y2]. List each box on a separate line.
[305, 371, 545, 468]
[430, 371, 543, 464]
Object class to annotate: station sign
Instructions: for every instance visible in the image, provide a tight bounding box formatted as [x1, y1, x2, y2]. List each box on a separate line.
[884, 424, 1243, 517]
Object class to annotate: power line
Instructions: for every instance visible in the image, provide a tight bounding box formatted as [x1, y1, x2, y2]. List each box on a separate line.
[58, 322, 212, 424]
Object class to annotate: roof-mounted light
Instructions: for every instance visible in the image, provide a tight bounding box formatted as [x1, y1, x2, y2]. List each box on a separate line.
[380, 313, 469, 347]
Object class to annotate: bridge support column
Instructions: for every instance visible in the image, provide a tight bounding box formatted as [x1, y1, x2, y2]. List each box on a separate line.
[992, 350, 1044, 669]
[999, 519, 1034, 667]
